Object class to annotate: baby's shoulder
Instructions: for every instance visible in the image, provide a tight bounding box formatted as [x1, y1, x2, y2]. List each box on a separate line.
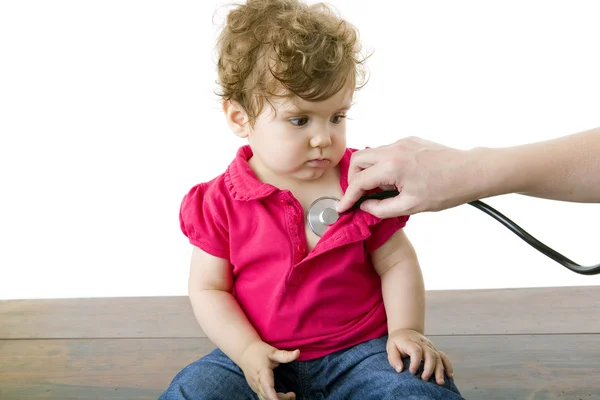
[179, 172, 233, 256]
[181, 172, 232, 212]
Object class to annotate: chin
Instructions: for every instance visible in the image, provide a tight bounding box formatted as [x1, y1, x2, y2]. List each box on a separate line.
[299, 170, 327, 181]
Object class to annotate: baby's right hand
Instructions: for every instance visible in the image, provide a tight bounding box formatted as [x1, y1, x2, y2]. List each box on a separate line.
[238, 341, 300, 400]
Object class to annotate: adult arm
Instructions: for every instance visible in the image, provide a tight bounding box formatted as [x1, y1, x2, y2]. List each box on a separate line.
[337, 127, 600, 218]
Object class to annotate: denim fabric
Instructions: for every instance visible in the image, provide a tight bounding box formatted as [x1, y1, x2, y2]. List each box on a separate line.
[159, 336, 464, 400]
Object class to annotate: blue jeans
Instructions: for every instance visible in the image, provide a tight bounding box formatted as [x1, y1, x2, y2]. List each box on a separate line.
[159, 336, 464, 399]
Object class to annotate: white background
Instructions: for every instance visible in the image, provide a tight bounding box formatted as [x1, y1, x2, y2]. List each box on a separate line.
[1, 0, 599, 300]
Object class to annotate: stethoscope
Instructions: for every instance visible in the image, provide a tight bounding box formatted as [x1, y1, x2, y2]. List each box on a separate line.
[307, 190, 600, 275]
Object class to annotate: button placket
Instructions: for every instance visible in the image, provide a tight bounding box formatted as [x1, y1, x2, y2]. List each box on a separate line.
[291, 208, 306, 263]
[279, 194, 300, 262]
[284, 197, 309, 270]
[292, 212, 302, 225]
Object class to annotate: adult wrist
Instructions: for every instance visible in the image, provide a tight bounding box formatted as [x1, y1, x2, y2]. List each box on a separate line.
[456, 147, 496, 201]
[468, 146, 531, 200]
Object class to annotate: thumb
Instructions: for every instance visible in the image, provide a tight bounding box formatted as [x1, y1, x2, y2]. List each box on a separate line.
[360, 195, 415, 218]
[269, 349, 300, 364]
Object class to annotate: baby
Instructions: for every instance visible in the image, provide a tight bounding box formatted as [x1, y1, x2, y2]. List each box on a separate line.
[159, 1, 464, 399]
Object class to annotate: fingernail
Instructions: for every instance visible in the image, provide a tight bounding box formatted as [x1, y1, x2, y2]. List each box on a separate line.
[395, 365, 402, 373]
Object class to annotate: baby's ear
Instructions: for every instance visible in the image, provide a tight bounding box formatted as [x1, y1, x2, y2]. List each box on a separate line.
[223, 100, 250, 138]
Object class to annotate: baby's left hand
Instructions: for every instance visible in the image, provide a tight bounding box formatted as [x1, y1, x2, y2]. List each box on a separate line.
[386, 328, 454, 385]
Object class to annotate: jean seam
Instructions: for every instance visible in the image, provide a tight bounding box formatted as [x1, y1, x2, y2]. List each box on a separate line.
[300, 361, 310, 400]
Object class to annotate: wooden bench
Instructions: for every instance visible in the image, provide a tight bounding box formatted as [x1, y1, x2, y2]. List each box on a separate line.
[1, 286, 599, 399]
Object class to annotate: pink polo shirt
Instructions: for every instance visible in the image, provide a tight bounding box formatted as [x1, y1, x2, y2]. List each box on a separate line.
[180, 145, 409, 360]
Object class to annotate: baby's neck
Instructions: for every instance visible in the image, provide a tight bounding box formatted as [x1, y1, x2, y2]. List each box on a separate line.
[271, 167, 340, 193]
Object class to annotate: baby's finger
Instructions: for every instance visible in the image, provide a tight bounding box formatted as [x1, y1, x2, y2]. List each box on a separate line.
[404, 342, 423, 374]
[439, 351, 454, 379]
[261, 385, 278, 400]
[434, 353, 446, 385]
[420, 346, 437, 381]
[387, 343, 404, 373]
[269, 349, 300, 364]
[259, 371, 279, 400]
[277, 392, 296, 399]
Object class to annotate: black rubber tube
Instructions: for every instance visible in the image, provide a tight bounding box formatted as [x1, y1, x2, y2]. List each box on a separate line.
[352, 190, 600, 275]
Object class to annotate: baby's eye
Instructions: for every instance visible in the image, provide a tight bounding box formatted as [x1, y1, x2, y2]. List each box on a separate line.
[289, 117, 309, 126]
[330, 114, 347, 124]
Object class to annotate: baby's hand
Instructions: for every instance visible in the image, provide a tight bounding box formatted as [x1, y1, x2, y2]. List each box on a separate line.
[386, 328, 454, 385]
[238, 341, 300, 400]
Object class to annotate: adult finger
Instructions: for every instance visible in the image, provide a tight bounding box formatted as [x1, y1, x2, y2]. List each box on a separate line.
[359, 193, 415, 219]
[439, 351, 454, 379]
[338, 162, 392, 213]
[346, 147, 379, 181]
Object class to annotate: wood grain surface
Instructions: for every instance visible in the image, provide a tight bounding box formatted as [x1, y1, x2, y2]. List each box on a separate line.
[2, 285, 599, 399]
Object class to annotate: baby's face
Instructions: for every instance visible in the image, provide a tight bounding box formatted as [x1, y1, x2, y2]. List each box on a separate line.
[246, 86, 353, 184]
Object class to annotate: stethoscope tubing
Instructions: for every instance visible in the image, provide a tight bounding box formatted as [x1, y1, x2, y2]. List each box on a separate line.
[343, 189, 600, 276]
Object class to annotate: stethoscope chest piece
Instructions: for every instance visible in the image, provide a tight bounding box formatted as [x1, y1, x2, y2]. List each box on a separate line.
[306, 197, 341, 237]
[304, 189, 600, 275]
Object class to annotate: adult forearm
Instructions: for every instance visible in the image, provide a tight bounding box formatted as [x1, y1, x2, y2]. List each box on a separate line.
[474, 127, 600, 202]
[381, 261, 425, 334]
[189, 289, 262, 365]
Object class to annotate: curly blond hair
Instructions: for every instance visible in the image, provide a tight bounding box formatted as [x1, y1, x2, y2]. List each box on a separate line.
[216, 0, 368, 125]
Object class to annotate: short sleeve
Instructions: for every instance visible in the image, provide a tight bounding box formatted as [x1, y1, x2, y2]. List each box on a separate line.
[365, 215, 410, 253]
[179, 183, 230, 259]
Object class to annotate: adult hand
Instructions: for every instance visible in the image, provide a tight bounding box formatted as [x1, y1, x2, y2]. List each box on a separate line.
[337, 137, 475, 218]
[238, 341, 300, 400]
[387, 328, 454, 386]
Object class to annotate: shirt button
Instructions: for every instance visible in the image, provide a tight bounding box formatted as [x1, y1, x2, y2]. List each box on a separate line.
[297, 244, 305, 253]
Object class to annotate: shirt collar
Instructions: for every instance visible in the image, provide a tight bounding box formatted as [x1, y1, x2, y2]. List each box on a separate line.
[225, 145, 352, 201]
